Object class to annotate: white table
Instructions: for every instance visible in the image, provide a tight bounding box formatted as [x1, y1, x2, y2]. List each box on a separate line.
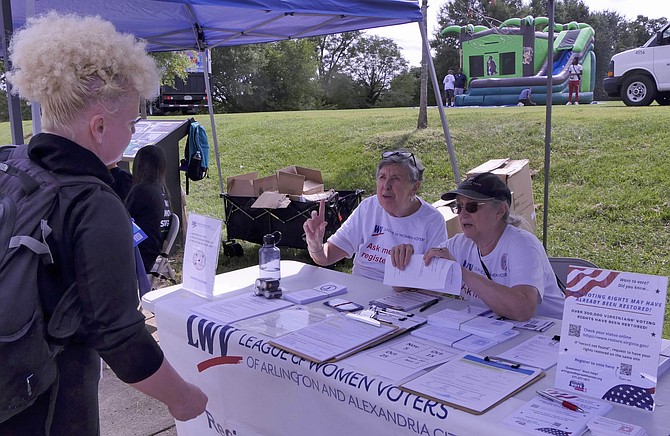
[142, 261, 670, 436]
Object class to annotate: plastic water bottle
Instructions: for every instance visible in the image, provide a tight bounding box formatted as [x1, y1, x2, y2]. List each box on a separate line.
[259, 231, 282, 280]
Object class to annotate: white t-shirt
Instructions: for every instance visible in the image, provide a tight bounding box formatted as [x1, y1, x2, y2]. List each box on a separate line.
[445, 225, 565, 319]
[328, 196, 448, 282]
[568, 64, 583, 82]
[443, 74, 455, 90]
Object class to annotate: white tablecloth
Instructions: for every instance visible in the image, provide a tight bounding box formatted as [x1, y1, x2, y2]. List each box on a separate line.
[143, 261, 670, 436]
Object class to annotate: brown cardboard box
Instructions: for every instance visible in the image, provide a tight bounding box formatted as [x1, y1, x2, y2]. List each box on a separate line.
[227, 166, 324, 198]
[432, 199, 463, 237]
[226, 172, 258, 197]
[466, 158, 536, 231]
[277, 166, 324, 195]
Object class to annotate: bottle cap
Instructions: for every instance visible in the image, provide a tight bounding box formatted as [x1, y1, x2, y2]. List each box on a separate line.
[263, 233, 275, 245]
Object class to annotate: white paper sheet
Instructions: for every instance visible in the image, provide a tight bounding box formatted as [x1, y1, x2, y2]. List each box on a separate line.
[383, 254, 461, 295]
[182, 213, 222, 298]
[192, 292, 293, 325]
[343, 335, 460, 382]
[495, 334, 561, 370]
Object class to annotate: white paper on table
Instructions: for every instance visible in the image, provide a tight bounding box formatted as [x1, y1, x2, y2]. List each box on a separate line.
[452, 329, 519, 353]
[502, 388, 612, 436]
[342, 334, 460, 382]
[182, 213, 222, 298]
[383, 254, 461, 295]
[495, 335, 561, 370]
[411, 325, 471, 346]
[233, 305, 333, 338]
[587, 416, 648, 436]
[192, 292, 294, 325]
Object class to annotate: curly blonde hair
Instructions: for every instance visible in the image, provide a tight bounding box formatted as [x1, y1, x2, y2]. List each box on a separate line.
[6, 12, 159, 131]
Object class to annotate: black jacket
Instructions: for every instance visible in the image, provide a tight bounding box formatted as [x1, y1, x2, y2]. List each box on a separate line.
[29, 133, 163, 383]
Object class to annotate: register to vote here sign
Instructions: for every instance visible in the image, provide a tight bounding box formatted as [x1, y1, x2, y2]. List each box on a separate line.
[555, 267, 667, 411]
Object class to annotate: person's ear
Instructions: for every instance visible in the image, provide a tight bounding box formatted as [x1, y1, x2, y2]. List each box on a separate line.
[90, 114, 105, 145]
[411, 180, 421, 196]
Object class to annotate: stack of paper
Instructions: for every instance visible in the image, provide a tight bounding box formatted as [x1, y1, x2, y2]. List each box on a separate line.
[503, 388, 612, 435]
[370, 290, 438, 311]
[588, 416, 649, 436]
[411, 324, 519, 353]
[427, 307, 514, 338]
[382, 254, 461, 295]
[283, 282, 347, 304]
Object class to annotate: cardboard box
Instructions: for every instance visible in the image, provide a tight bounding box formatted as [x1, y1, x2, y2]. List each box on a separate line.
[226, 172, 258, 197]
[277, 166, 324, 195]
[227, 166, 324, 198]
[466, 158, 536, 231]
[432, 199, 462, 237]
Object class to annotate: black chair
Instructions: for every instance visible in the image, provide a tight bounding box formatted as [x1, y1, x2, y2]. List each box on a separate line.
[549, 257, 599, 294]
[148, 213, 180, 290]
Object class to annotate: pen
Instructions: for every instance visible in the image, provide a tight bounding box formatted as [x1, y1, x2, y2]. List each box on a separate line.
[536, 390, 585, 413]
[419, 299, 439, 312]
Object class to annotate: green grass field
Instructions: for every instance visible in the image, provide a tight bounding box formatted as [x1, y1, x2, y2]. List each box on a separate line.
[3, 101, 669, 335]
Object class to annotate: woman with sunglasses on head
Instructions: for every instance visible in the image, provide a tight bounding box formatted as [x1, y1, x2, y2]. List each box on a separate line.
[304, 150, 447, 283]
[422, 172, 564, 321]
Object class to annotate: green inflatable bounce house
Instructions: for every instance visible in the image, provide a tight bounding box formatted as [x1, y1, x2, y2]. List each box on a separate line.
[442, 16, 596, 106]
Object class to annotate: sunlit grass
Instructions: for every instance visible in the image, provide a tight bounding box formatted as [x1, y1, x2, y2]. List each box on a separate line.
[4, 101, 667, 334]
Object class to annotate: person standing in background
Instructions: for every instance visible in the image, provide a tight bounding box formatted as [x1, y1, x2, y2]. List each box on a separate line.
[567, 57, 583, 105]
[126, 145, 172, 273]
[454, 68, 467, 98]
[443, 69, 456, 107]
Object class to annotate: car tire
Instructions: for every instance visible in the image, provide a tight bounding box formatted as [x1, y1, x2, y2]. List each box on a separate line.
[621, 75, 655, 106]
[655, 92, 670, 106]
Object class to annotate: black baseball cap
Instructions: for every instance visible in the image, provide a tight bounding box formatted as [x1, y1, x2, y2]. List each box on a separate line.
[441, 172, 511, 205]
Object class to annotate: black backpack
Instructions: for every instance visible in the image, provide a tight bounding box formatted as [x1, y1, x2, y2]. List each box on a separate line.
[180, 119, 210, 194]
[0, 145, 103, 422]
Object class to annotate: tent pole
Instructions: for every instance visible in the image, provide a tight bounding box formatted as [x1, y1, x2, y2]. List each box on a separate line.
[201, 48, 226, 204]
[419, 22, 460, 185]
[1, 0, 24, 145]
[542, 0, 555, 249]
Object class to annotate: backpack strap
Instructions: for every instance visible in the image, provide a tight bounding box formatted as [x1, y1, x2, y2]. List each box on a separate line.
[9, 219, 54, 264]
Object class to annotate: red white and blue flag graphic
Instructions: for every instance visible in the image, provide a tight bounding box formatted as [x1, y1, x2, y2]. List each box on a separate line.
[564, 268, 620, 299]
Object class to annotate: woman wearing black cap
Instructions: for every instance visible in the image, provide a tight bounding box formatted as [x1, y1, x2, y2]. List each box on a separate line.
[423, 172, 564, 321]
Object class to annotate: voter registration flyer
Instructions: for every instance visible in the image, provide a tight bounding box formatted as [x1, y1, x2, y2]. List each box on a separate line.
[555, 266, 668, 411]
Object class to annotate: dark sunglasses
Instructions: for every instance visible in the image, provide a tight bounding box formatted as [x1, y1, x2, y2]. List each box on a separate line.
[450, 201, 489, 214]
[382, 151, 417, 167]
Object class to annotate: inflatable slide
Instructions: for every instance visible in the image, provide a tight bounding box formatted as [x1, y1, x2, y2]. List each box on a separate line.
[442, 17, 596, 106]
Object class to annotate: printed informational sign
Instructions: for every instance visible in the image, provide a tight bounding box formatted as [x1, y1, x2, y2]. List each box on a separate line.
[555, 266, 668, 411]
[182, 213, 222, 298]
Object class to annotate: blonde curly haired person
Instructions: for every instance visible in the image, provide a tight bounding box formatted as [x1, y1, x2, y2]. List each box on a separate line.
[1, 12, 207, 435]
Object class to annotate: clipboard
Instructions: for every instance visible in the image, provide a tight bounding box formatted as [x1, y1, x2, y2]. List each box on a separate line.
[269, 313, 402, 364]
[399, 353, 545, 415]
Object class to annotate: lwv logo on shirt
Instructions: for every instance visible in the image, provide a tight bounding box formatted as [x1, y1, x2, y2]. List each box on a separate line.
[372, 224, 384, 236]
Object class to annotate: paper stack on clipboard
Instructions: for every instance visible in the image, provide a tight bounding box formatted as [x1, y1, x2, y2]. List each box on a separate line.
[400, 353, 545, 415]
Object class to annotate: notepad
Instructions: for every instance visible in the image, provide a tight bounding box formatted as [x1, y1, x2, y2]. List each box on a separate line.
[400, 353, 545, 415]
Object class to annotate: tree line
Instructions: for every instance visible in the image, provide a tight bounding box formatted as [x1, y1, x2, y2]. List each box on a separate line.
[1, 0, 667, 120]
